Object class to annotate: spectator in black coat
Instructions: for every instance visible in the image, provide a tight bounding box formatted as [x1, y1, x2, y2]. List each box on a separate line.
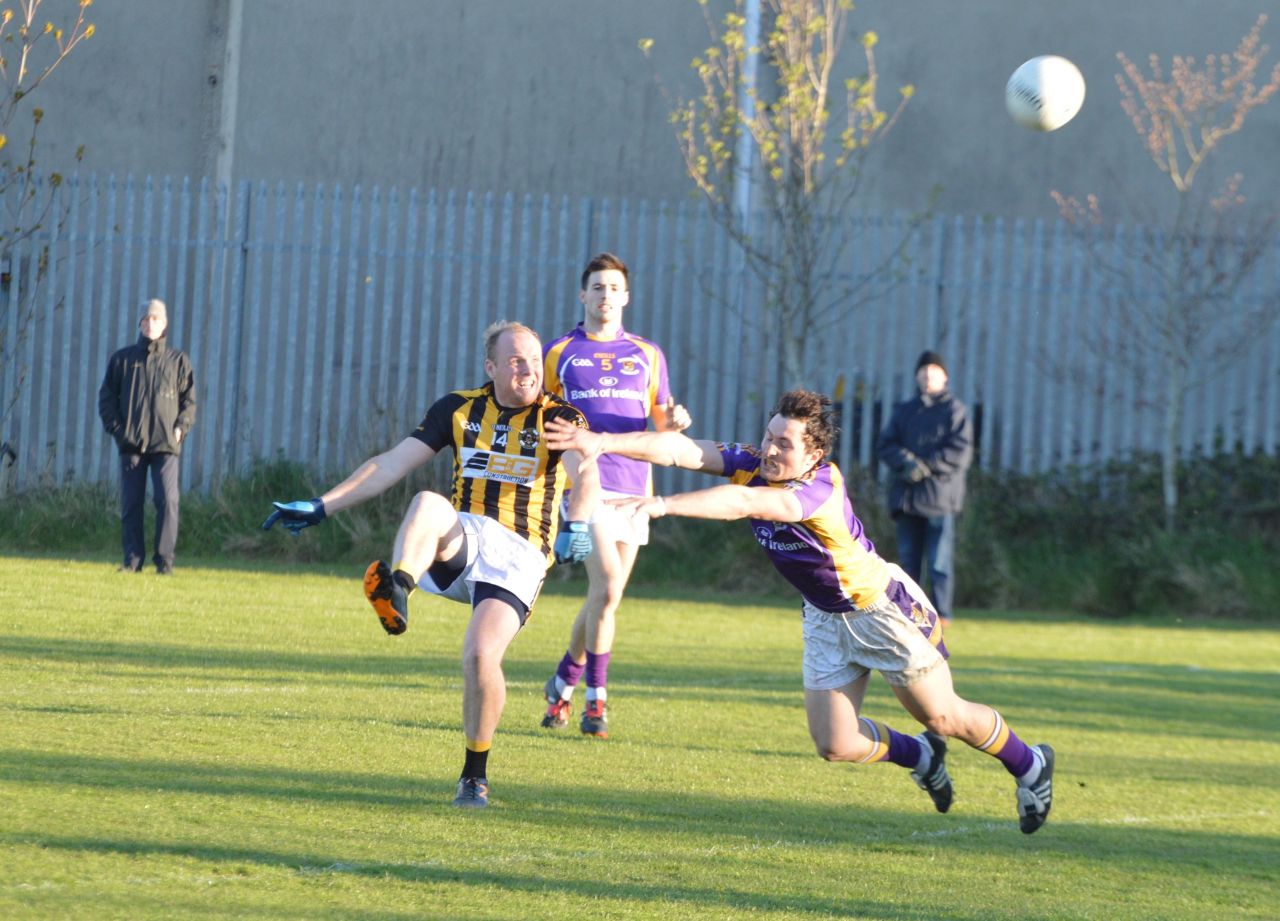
[97, 299, 196, 574]
[877, 350, 972, 624]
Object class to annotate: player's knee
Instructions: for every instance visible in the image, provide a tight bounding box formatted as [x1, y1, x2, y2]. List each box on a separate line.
[461, 644, 502, 677]
[921, 712, 959, 738]
[599, 586, 625, 613]
[588, 575, 626, 611]
[404, 491, 457, 536]
[408, 490, 451, 518]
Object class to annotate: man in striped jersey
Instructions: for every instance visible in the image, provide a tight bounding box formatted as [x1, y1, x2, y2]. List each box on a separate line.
[538, 252, 692, 738]
[264, 320, 600, 808]
[544, 390, 1054, 834]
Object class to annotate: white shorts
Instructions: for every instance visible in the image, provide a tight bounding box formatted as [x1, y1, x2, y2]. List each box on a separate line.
[416, 512, 547, 612]
[565, 489, 650, 546]
[801, 566, 946, 690]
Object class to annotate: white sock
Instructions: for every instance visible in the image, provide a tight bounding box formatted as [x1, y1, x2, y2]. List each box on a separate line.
[913, 734, 932, 773]
[586, 686, 607, 703]
[1018, 747, 1045, 786]
[555, 676, 575, 701]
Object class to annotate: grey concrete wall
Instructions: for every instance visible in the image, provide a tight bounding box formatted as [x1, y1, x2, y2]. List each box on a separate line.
[30, 0, 215, 179]
[25, 0, 1280, 220]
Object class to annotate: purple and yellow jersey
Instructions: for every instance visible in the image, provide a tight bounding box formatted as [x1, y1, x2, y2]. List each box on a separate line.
[543, 323, 672, 496]
[717, 443, 893, 613]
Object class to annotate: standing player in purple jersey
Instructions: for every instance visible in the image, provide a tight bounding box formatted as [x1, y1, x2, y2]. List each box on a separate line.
[538, 252, 692, 738]
[544, 390, 1055, 833]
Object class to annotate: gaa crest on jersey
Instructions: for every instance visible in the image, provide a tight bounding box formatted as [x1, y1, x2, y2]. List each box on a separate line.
[620, 358, 640, 375]
[518, 427, 540, 449]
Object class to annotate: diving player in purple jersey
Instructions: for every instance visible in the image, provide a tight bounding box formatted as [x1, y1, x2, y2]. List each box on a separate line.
[544, 390, 1055, 833]
[538, 253, 692, 738]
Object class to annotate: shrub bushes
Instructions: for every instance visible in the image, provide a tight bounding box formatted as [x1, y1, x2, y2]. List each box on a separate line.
[3, 451, 1276, 618]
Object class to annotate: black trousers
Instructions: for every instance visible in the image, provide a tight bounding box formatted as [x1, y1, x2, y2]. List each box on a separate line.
[119, 453, 181, 570]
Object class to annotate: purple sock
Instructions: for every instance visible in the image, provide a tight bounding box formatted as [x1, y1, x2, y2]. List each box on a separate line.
[857, 718, 924, 768]
[556, 652, 585, 688]
[972, 710, 1037, 778]
[584, 650, 611, 690]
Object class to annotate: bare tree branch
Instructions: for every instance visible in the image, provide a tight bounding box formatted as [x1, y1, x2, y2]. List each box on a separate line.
[1055, 15, 1280, 530]
[642, 0, 917, 389]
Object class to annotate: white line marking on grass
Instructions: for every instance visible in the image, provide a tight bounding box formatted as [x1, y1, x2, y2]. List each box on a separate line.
[1096, 810, 1270, 825]
[182, 686, 307, 694]
[909, 823, 1005, 838]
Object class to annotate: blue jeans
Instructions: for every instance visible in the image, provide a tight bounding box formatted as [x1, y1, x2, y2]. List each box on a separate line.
[894, 513, 955, 620]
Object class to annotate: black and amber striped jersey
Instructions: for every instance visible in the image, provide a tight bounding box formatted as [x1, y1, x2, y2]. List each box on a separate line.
[410, 383, 588, 564]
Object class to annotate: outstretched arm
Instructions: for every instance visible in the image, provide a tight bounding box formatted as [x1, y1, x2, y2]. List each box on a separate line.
[264, 436, 437, 534]
[614, 482, 804, 524]
[320, 437, 437, 514]
[545, 416, 723, 474]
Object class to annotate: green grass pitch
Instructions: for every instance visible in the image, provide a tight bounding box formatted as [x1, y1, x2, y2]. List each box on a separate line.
[1, 555, 1277, 920]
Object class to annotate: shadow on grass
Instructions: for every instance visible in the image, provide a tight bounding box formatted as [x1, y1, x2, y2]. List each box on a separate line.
[944, 660, 1280, 739]
[4, 748, 1275, 861]
[4, 630, 1278, 741]
[0, 830, 1043, 921]
[0, 633, 457, 683]
[3, 746, 1276, 920]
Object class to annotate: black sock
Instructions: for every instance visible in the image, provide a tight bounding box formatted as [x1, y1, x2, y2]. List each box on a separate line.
[392, 568, 417, 593]
[462, 747, 489, 780]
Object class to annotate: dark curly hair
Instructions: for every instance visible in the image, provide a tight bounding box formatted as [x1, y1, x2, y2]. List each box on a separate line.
[771, 390, 838, 458]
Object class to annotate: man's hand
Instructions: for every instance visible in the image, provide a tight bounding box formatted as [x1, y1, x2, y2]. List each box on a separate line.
[262, 498, 327, 535]
[553, 520, 592, 564]
[901, 458, 932, 484]
[545, 416, 603, 459]
[660, 397, 692, 433]
[609, 495, 667, 520]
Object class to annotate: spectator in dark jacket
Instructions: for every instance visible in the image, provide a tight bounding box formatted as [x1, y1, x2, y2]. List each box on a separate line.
[877, 350, 972, 624]
[97, 299, 196, 574]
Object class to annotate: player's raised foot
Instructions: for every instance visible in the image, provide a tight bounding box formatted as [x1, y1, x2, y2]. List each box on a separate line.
[363, 560, 408, 635]
[541, 676, 572, 729]
[1016, 744, 1055, 834]
[910, 731, 953, 813]
[452, 776, 489, 808]
[580, 700, 608, 738]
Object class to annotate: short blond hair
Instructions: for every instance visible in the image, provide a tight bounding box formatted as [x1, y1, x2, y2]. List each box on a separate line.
[483, 320, 539, 361]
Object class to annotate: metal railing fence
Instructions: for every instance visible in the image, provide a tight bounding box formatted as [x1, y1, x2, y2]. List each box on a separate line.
[1, 173, 1277, 497]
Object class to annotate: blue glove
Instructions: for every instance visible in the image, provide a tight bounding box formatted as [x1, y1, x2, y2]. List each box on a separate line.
[554, 520, 592, 564]
[262, 497, 327, 536]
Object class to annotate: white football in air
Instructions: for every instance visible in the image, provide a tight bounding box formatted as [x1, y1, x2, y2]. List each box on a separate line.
[1005, 55, 1086, 131]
